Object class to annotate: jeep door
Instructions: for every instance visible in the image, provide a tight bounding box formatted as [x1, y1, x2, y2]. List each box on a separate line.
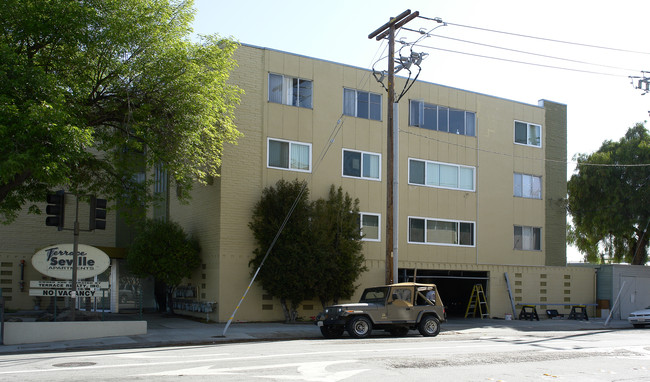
[386, 286, 416, 322]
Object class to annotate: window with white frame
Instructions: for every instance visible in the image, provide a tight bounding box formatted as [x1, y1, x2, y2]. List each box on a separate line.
[514, 173, 542, 199]
[514, 121, 541, 147]
[409, 100, 476, 137]
[343, 89, 381, 120]
[359, 213, 380, 241]
[267, 138, 311, 172]
[408, 158, 475, 191]
[342, 149, 381, 180]
[268, 73, 313, 108]
[514, 225, 541, 250]
[408, 217, 475, 246]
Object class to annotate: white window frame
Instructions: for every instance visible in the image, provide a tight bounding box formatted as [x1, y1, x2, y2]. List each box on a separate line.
[268, 73, 313, 108]
[267, 137, 312, 173]
[343, 88, 382, 121]
[408, 216, 476, 247]
[408, 158, 475, 191]
[514, 120, 542, 148]
[514, 225, 542, 251]
[514, 173, 542, 199]
[359, 212, 381, 242]
[342, 149, 381, 181]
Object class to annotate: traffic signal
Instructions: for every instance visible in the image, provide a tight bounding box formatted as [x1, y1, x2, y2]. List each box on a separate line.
[90, 196, 107, 230]
[45, 190, 65, 230]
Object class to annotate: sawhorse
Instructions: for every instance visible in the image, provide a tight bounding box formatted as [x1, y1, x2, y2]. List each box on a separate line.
[518, 305, 539, 321]
[568, 305, 588, 320]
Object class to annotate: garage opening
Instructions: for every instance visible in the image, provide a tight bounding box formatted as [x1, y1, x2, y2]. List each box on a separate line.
[399, 268, 489, 317]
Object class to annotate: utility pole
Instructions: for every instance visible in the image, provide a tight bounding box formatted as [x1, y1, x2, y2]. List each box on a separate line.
[368, 10, 419, 284]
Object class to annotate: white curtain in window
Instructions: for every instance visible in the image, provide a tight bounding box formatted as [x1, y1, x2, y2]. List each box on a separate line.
[290, 143, 309, 170]
[361, 214, 379, 240]
[528, 124, 541, 146]
[459, 167, 474, 190]
[283, 77, 293, 105]
[363, 153, 380, 179]
[531, 176, 542, 199]
[343, 89, 356, 116]
[513, 173, 522, 197]
[426, 163, 440, 186]
[440, 164, 458, 188]
[522, 226, 533, 250]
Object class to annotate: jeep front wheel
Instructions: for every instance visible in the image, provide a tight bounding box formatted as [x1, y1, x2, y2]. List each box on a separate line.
[320, 325, 344, 339]
[346, 316, 372, 338]
[418, 316, 440, 337]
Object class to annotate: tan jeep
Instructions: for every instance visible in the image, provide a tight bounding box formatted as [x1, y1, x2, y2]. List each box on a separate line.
[316, 282, 446, 338]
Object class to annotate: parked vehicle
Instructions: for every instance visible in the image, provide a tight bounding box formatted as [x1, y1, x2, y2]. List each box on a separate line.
[628, 306, 650, 328]
[316, 282, 446, 338]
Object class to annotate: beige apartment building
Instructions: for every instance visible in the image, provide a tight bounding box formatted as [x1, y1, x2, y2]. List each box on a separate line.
[1, 44, 597, 321]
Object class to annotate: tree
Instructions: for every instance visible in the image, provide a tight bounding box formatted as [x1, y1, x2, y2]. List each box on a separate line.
[0, 0, 241, 223]
[127, 218, 201, 313]
[248, 179, 314, 322]
[567, 123, 650, 265]
[311, 185, 366, 309]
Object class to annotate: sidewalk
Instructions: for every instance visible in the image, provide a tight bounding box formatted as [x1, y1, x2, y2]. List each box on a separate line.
[0, 313, 633, 355]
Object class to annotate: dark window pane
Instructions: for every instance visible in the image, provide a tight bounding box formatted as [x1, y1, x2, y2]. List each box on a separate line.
[409, 218, 425, 242]
[438, 107, 448, 133]
[533, 227, 541, 250]
[449, 109, 465, 135]
[410, 100, 421, 126]
[369, 93, 381, 120]
[357, 91, 369, 119]
[514, 122, 527, 144]
[269, 140, 289, 168]
[343, 151, 362, 177]
[269, 74, 283, 104]
[409, 160, 425, 184]
[514, 226, 523, 250]
[423, 104, 437, 130]
[460, 223, 474, 245]
[466, 112, 476, 136]
[298, 80, 312, 108]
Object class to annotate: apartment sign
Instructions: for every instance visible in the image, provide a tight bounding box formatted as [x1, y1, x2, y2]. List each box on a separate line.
[31, 244, 110, 279]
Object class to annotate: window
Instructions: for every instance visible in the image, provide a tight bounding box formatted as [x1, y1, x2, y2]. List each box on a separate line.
[514, 173, 542, 199]
[408, 159, 475, 191]
[342, 149, 381, 180]
[514, 121, 541, 147]
[267, 138, 311, 172]
[343, 89, 381, 120]
[514, 225, 541, 250]
[359, 213, 380, 241]
[408, 217, 475, 246]
[409, 100, 476, 137]
[268, 73, 312, 108]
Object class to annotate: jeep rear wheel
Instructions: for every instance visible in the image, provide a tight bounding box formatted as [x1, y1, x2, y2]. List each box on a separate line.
[320, 325, 344, 338]
[418, 316, 440, 337]
[346, 316, 372, 338]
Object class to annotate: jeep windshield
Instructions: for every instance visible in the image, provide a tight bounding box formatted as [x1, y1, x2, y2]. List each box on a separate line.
[359, 287, 389, 304]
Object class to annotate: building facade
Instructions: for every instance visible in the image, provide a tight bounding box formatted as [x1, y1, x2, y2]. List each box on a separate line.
[1, 44, 597, 321]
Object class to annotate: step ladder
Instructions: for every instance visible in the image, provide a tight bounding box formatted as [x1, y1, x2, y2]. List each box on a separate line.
[464, 284, 490, 319]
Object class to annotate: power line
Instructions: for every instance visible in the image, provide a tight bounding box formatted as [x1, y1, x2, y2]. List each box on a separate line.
[413, 43, 629, 78]
[417, 17, 650, 56]
[401, 27, 641, 74]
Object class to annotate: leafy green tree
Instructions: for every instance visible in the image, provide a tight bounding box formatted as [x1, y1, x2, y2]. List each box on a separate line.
[0, 0, 241, 223]
[127, 218, 201, 313]
[567, 123, 650, 265]
[248, 179, 314, 322]
[311, 185, 366, 308]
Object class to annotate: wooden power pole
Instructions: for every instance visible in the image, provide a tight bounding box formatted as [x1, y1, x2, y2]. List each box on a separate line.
[368, 10, 419, 284]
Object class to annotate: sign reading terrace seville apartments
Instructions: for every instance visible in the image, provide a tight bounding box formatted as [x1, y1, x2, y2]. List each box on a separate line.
[32, 244, 110, 279]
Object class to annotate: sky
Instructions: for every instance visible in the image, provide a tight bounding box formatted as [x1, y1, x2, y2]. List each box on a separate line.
[191, 0, 649, 262]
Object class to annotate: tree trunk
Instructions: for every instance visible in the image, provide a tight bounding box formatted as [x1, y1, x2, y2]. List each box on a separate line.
[166, 286, 175, 314]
